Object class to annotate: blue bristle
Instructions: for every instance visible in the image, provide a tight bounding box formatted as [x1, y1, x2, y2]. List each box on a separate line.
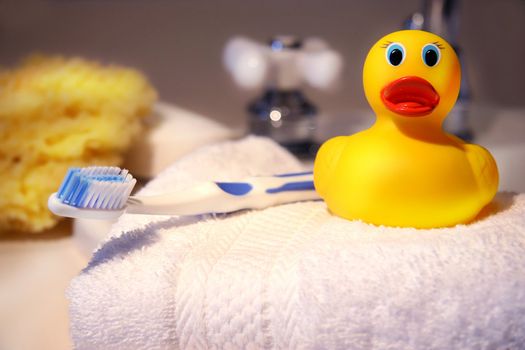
[71, 176, 90, 207]
[57, 168, 80, 199]
[64, 173, 85, 206]
[62, 173, 79, 203]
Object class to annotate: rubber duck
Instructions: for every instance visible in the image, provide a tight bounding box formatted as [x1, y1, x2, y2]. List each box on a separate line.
[314, 30, 498, 228]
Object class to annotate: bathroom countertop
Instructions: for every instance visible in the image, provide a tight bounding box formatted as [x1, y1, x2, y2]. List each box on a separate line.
[0, 221, 87, 350]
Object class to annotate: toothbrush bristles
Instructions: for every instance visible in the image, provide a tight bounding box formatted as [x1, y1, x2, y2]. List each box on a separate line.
[56, 166, 136, 210]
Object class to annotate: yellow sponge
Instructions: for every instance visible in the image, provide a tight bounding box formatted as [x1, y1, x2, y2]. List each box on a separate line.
[0, 55, 157, 232]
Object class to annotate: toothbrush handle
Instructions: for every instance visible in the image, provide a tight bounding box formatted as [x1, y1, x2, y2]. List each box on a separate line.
[127, 171, 319, 216]
[217, 171, 318, 209]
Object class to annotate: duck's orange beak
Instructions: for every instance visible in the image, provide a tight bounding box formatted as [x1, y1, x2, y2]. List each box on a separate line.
[381, 76, 440, 117]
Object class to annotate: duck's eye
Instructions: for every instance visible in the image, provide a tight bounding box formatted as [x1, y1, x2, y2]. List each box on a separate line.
[422, 44, 441, 67]
[385, 43, 405, 66]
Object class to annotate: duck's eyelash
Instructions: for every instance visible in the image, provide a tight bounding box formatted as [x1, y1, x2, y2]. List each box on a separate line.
[380, 41, 393, 49]
[433, 41, 445, 49]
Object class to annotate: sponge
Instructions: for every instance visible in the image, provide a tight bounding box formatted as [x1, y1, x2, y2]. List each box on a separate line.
[0, 55, 157, 232]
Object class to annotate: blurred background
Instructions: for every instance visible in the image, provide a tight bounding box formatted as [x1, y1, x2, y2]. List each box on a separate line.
[0, 1, 523, 349]
[1, 0, 524, 128]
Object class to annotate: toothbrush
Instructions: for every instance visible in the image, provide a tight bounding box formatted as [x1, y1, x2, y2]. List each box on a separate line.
[48, 166, 319, 220]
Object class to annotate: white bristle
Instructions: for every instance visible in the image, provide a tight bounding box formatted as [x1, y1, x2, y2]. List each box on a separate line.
[84, 181, 98, 208]
[106, 183, 122, 210]
[97, 182, 114, 209]
[90, 182, 106, 208]
[80, 188, 93, 208]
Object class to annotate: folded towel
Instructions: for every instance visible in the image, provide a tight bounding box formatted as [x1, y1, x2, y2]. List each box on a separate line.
[68, 136, 525, 350]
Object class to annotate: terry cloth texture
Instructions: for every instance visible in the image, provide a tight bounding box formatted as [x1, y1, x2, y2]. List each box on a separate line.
[68, 136, 525, 350]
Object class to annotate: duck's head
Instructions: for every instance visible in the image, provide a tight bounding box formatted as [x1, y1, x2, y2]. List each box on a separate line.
[363, 30, 460, 126]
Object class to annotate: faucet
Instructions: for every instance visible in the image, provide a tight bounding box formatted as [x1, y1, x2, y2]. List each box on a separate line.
[223, 35, 343, 158]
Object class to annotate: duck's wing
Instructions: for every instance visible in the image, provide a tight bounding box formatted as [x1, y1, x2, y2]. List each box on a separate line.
[313, 136, 347, 198]
[465, 144, 499, 203]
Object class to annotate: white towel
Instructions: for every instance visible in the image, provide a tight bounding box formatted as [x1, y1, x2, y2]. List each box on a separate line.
[68, 136, 525, 350]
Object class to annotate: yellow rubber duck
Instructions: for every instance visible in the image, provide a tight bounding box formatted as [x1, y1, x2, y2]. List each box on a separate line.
[314, 30, 498, 228]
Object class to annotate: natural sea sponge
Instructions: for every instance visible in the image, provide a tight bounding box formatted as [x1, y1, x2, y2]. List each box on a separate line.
[0, 55, 157, 232]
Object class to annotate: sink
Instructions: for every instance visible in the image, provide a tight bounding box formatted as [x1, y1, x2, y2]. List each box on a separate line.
[472, 106, 525, 192]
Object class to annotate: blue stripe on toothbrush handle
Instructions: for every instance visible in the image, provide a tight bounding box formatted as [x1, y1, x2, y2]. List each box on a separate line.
[274, 171, 313, 178]
[215, 179, 316, 196]
[266, 181, 315, 194]
[215, 182, 253, 196]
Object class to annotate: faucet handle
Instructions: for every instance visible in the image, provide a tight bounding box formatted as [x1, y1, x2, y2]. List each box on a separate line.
[223, 36, 343, 90]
